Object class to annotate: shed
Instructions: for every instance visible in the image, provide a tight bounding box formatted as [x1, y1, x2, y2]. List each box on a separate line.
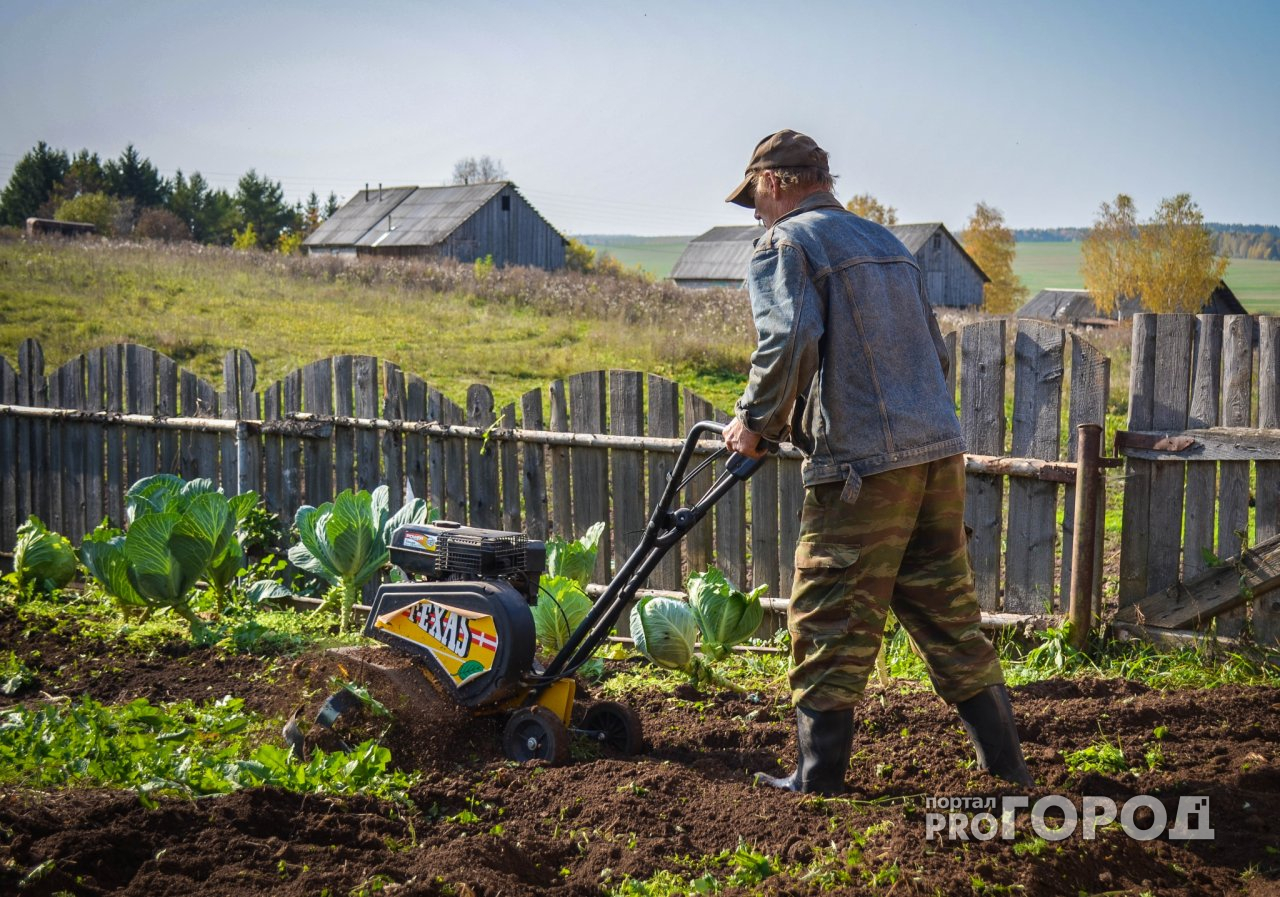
[670, 221, 989, 308]
[303, 182, 566, 270]
[1018, 282, 1248, 324]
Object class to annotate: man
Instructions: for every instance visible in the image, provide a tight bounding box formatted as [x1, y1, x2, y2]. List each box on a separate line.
[721, 129, 1033, 795]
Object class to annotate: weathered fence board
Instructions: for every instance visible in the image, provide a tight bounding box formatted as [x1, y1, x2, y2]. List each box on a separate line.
[682, 390, 714, 576]
[303, 359, 335, 505]
[157, 355, 179, 477]
[281, 371, 303, 515]
[333, 355, 355, 495]
[0, 357, 15, 551]
[1182, 316, 1222, 581]
[404, 376, 429, 510]
[713, 407, 747, 587]
[751, 453, 780, 599]
[499, 403, 521, 532]
[569, 372, 609, 579]
[1145, 315, 1194, 598]
[547, 380, 572, 537]
[466, 385, 499, 528]
[382, 363, 406, 511]
[777, 457, 804, 602]
[1005, 322, 1063, 613]
[262, 383, 284, 515]
[1120, 315, 1157, 606]
[104, 345, 125, 524]
[961, 320, 1006, 611]
[1217, 315, 1254, 636]
[1256, 318, 1280, 644]
[1060, 334, 1110, 610]
[609, 371, 646, 575]
[646, 375, 681, 590]
[353, 356, 379, 492]
[520, 389, 548, 541]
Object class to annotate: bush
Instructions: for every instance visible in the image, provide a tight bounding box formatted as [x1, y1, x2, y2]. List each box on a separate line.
[134, 208, 191, 243]
[54, 192, 119, 235]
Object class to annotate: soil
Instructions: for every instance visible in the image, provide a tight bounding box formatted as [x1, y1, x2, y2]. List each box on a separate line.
[3, 603, 1280, 896]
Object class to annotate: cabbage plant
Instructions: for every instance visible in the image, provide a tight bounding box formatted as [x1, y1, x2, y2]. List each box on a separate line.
[13, 516, 76, 595]
[545, 521, 605, 588]
[288, 486, 431, 633]
[687, 567, 766, 661]
[80, 521, 147, 617]
[531, 575, 592, 658]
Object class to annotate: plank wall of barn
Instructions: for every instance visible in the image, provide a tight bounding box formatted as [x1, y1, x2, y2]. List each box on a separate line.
[441, 189, 566, 271]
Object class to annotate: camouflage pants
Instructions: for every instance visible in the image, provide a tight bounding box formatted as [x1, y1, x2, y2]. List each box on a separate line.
[788, 454, 1005, 711]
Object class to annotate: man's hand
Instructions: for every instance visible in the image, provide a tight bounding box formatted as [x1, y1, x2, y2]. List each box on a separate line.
[724, 418, 766, 459]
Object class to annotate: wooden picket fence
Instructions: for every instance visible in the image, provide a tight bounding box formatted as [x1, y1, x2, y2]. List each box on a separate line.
[1117, 314, 1280, 642]
[2, 324, 1111, 616]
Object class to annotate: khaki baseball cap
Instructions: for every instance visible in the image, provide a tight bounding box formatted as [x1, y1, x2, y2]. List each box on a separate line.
[725, 129, 830, 208]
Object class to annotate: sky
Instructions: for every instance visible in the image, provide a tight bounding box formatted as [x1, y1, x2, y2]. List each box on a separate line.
[1, 0, 1277, 236]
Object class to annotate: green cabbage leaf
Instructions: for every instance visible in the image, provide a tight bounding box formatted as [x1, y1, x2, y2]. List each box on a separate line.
[14, 516, 76, 595]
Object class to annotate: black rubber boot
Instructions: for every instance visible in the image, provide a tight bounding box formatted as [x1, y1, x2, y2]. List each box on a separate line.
[955, 684, 1034, 787]
[755, 706, 854, 796]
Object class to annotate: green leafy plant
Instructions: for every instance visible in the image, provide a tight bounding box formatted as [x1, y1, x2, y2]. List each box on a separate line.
[1063, 737, 1131, 776]
[0, 651, 36, 696]
[531, 575, 593, 657]
[11, 516, 76, 595]
[687, 566, 765, 661]
[288, 486, 431, 633]
[545, 521, 605, 588]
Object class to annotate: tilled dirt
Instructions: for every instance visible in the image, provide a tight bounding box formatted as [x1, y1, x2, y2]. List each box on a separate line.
[2, 612, 1279, 896]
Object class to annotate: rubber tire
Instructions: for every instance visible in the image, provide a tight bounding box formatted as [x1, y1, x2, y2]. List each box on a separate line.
[581, 701, 644, 755]
[502, 707, 570, 764]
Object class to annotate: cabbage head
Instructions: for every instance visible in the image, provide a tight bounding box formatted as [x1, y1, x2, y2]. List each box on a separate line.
[687, 567, 766, 661]
[530, 575, 593, 657]
[629, 596, 698, 672]
[545, 521, 605, 588]
[14, 516, 76, 595]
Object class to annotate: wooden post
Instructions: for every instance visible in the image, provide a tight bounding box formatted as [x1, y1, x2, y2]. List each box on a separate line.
[1061, 335, 1109, 608]
[960, 321, 1006, 611]
[1068, 424, 1103, 649]
[1254, 317, 1280, 644]
[1217, 315, 1254, 636]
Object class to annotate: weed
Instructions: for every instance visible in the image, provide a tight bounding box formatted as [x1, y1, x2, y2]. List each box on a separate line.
[1062, 737, 1131, 776]
[0, 651, 36, 695]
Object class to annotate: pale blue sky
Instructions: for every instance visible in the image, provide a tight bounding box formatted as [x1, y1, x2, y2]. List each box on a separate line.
[2, 0, 1276, 235]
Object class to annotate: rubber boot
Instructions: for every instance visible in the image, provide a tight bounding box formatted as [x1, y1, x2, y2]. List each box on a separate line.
[755, 706, 854, 796]
[955, 684, 1034, 787]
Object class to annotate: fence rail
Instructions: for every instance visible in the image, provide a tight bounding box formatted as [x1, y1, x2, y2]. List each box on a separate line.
[2, 325, 1109, 619]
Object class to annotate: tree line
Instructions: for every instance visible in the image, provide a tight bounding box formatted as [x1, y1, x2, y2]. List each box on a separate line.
[0, 142, 341, 251]
[1014, 225, 1277, 261]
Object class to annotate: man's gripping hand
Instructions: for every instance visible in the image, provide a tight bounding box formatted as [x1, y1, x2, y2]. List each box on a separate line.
[724, 418, 766, 459]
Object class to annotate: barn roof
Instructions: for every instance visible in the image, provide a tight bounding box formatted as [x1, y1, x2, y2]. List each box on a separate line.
[669, 220, 990, 284]
[1018, 282, 1248, 321]
[669, 225, 761, 281]
[303, 182, 562, 249]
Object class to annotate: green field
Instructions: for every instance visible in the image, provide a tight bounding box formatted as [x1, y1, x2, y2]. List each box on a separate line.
[1011, 241, 1280, 313]
[581, 235, 1280, 314]
[578, 235, 692, 278]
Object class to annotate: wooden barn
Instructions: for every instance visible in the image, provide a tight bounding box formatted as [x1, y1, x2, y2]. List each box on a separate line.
[303, 182, 566, 270]
[1018, 282, 1248, 325]
[670, 221, 989, 308]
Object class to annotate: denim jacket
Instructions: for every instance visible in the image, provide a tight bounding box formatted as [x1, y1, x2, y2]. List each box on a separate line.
[733, 191, 964, 491]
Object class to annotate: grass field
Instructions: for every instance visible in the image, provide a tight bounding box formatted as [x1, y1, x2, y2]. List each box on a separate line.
[0, 238, 754, 411]
[1011, 241, 1280, 313]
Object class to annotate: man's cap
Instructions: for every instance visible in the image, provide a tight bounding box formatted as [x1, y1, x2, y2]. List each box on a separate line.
[726, 129, 830, 208]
